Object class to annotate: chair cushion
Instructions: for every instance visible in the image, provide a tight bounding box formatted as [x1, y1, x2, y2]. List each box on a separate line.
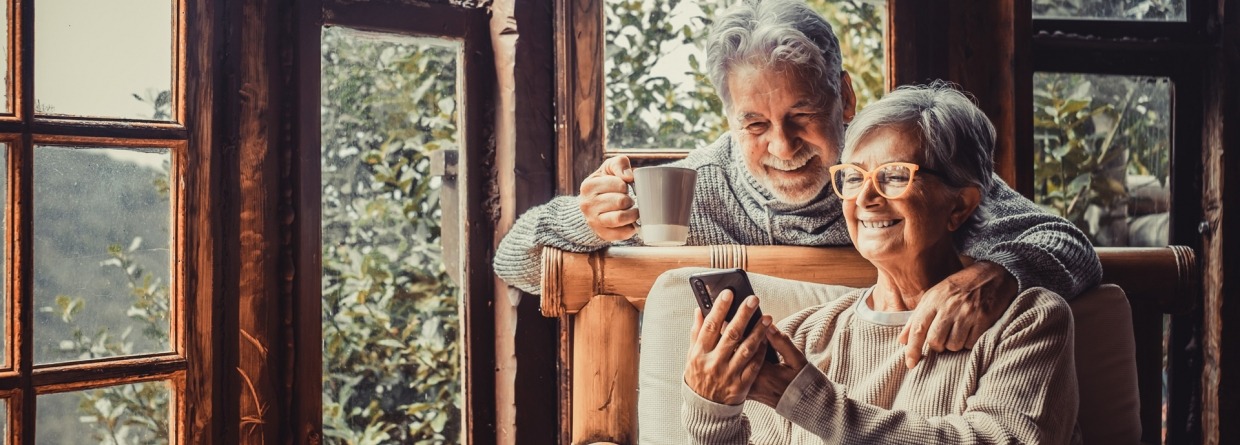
[637, 267, 857, 444]
[1069, 284, 1142, 444]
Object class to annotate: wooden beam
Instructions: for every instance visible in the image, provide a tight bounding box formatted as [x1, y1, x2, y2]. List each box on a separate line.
[234, 0, 289, 441]
[555, 0, 605, 195]
[1200, 1, 1240, 442]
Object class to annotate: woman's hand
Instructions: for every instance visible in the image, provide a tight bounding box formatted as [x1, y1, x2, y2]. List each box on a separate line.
[748, 322, 809, 408]
[899, 260, 1018, 368]
[684, 289, 772, 405]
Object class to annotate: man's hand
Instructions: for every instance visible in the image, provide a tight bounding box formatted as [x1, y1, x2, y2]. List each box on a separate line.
[579, 156, 639, 241]
[899, 261, 1018, 368]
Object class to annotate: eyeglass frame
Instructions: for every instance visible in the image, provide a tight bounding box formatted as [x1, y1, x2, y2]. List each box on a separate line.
[827, 161, 949, 200]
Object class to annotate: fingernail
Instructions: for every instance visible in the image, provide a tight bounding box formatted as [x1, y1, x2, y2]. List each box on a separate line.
[906, 357, 916, 368]
[623, 168, 633, 177]
[746, 296, 757, 307]
[761, 317, 772, 326]
[720, 291, 732, 302]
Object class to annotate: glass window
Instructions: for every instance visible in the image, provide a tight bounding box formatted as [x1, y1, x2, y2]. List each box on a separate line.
[603, 0, 886, 150]
[1033, 0, 1186, 21]
[1032, 73, 1172, 247]
[33, 146, 172, 364]
[35, 0, 174, 120]
[320, 26, 463, 443]
[36, 381, 171, 444]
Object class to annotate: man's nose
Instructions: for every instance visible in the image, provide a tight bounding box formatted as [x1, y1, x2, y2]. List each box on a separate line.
[766, 126, 799, 159]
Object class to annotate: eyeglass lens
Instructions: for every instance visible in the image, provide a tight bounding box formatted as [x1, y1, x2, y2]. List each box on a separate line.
[832, 163, 914, 199]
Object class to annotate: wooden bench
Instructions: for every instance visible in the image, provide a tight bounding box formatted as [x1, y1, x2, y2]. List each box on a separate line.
[540, 245, 1198, 444]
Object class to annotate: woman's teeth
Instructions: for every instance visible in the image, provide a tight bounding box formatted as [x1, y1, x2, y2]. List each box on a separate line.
[860, 220, 900, 229]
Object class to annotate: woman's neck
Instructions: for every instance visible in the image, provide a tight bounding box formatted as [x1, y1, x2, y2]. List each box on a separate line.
[869, 246, 964, 312]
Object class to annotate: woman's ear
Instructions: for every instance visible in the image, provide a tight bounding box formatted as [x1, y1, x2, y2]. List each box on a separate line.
[947, 186, 982, 232]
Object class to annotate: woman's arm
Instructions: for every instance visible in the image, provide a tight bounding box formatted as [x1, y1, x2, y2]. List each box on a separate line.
[761, 289, 1078, 444]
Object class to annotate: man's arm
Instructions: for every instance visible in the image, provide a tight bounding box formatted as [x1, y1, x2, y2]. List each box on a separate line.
[494, 196, 615, 294]
[964, 175, 1103, 299]
[902, 175, 1101, 366]
[494, 156, 642, 294]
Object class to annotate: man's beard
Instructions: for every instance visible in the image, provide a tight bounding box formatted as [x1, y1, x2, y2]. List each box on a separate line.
[748, 148, 830, 205]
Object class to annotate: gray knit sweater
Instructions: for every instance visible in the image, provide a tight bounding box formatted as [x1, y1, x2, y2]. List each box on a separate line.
[681, 287, 1081, 444]
[493, 134, 1102, 298]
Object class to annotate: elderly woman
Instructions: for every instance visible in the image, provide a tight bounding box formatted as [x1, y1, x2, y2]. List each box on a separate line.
[682, 84, 1081, 444]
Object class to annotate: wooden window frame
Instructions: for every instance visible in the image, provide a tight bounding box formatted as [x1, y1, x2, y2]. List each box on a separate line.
[290, 1, 497, 443]
[1031, 3, 1216, 443]
[0, 0, 208, 443]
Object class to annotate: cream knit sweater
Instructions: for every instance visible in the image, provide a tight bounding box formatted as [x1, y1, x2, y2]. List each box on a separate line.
[682, 287, 1081, 444]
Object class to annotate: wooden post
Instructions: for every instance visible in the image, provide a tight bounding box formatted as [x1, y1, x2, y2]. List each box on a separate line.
[572, 295, 640, 445]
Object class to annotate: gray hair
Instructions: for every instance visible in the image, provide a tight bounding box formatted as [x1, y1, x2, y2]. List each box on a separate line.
[842, 82, 996, 236]
[704, 0, 843, 109]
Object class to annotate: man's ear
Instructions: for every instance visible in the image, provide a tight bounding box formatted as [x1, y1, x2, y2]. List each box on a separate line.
[948, 186, 983, 232]
[839, 71, 857, 123]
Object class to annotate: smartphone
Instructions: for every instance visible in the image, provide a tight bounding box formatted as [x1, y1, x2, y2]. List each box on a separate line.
[688, 268, 779, 363]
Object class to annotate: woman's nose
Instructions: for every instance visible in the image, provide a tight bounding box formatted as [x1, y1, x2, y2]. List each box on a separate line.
[854, 178, 884, 206]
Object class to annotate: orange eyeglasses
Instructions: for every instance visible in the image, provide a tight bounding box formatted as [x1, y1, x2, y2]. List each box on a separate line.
[828, 162, 947, 200]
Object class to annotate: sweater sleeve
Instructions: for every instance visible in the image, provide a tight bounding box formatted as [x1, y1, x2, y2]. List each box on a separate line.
[963, 175, 1102, 299]
[493, 195, 612, 295]
[773, 290, 1079, 444]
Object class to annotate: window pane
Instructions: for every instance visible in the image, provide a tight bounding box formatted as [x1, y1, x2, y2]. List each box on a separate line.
[0, 398, 7, 444]
[35, 0, 174, 120]
[1033, 73, 1171, 247]
[320, 27, 463, 443]
[1033, 0, 1185, 21]
[33, 147, 172, 364]
[36, 381, 170, 444]
[604, 0, 885, 149]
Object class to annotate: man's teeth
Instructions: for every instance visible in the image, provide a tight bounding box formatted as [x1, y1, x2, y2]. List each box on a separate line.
[861, 220, 900, 229]
[765, 154, 813, 171]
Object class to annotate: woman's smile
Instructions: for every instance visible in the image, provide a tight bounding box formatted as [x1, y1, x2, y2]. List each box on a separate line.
[859, 219, 902, 229]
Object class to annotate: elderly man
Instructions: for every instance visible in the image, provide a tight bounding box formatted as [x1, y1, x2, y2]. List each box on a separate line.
[495, 0, 1100, 366]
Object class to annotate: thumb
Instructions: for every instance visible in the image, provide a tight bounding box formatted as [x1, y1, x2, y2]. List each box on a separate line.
[764, 320, 806, 369]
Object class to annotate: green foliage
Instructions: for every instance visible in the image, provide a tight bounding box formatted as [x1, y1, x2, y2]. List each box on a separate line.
[1033, 0, 1184, 20]
[604, 0, 885, 150]
[46, 241, 172, 445]
[1032, 73, 1171, 245]
[320, 27, 462, 444]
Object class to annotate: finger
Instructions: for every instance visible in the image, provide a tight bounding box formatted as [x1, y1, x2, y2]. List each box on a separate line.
[738, 341, 768, 384]
[699, 289, 733, 351]
[925, 315, 951, 353]
[689, 307, 704, 345]
[904, 309, 934, 368]
[764, 318, 807, 369]
[945, 319, 970, 352]
[721, 295, 761, 346]
[596, 207, 639, 228]
[600, 156, 634, 182]
[580, 175, 630, 198]
[965, 323, 985, 349]
[898, 323, 910, 345]
[595, 225, 638, 242]
[730, 312, 768, 368]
